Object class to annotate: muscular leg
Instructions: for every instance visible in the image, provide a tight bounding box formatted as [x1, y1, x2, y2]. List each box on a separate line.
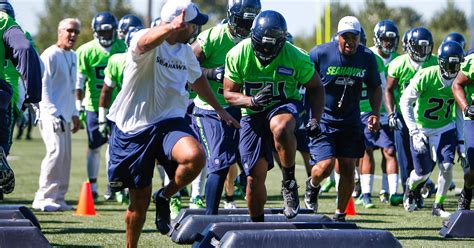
[335, 157, 357, 213]
[384, 147, 399, 195]
[126, 186, 151, 248]
[311, 158, 336, 187]
[270, 113, 297, 176]
[246, 158, 268, 221]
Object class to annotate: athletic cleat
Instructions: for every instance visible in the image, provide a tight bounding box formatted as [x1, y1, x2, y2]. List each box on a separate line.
[403, 185, 416, 212]
[389, 194, 403, 206]
[352, 180, 361, 198]
[189, 196, 205, 209]
[361, 193, 375, 209]
[153, 189, 171, 235]
[432, 203, 451, 218]
[379, 192, 389, 203]
[282, 179, 300, 219]
[421, 180, 435, 199]
[332, 212, 346, 222]
[0, 147, 15, 194]
[321, 179, 335, 193]
[457, 188, 472, 210]
[103, 185, 115, 201]
[304, 178, 320, 213]
[223, 200, 237, 209]
[169, 197, 182, 220]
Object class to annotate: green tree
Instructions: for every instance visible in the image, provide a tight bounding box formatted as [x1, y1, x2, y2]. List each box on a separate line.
[429, 0, 468, 51]
[194, 0, 228, 27]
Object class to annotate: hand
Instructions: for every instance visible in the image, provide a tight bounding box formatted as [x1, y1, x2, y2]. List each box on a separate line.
[367, 115, 381, 132]
[209, 66, 225, 83]
[25, 103, 40, 126]
[216, 108, 241, 129]
[98, 121, 110, 138]
[410, 129, 428, 153]
[305, 118, 322, 137]
[464, 105, 474, 120]
[249, 84, 273, 111]
[388, 112, 403, 130]
[72, 116, 81, 133]
[79, 108, 86, 129]
[52, 115, 65, 132]
[169, 10, 187, 32]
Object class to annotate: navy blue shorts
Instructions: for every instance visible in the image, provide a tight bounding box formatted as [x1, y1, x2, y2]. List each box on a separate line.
[86, 111, 108, 149]
[410, 128, 456, 176]
[464, 120, 474, 171]
[193, 106, 241, 173]
[360, 112, 394, 149]
[239, 100, 304, 176]
[309, 122, 365, 164]
[107, 117, 198, 190]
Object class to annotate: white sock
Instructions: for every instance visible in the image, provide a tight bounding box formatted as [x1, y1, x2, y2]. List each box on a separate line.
[437, 163, 453, 197]
[334, 172, 340, 192]
[361, 174, 374, 195]
[409, 170, 430, 189]
[354, 167, 360, 181]
[388, 173, 399, 195]
[87, 147, 101, 179]
[192, 167, 207, 198]
[381, 173, 388, 193]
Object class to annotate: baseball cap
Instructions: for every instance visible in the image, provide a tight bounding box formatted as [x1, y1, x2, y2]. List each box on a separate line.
[337, 16, 361, 36]
[160, 0, 208, 26]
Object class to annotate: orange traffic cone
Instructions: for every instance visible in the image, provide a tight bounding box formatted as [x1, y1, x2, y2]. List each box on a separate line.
[345, 197, 357, 216]
[75, 181, 96, 216]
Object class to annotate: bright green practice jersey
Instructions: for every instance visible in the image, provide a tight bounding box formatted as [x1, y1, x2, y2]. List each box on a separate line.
[225, 39, 314, 116]
[76, 39, 126, 112]
[359, 47, 399, 113]
[0, 12, 19, 81]
[460, 53, 474, 120]
[104, 52, 126, 104]
[194, 24, 236, 109]
[410, 66, 455, 128]
[387, 53, 438, 110]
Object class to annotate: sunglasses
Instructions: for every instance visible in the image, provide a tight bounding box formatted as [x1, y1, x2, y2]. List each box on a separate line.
[65, 28, 80, 34]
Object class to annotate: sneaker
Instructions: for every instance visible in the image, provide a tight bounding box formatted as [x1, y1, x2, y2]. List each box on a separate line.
[304, 178, 320, 213]
[379, 192, 389, 203]
[115, 189, 130, 205]
[321, 179, 335, 193]
[361, 193, 375, 209]
[389, 194, 403, 206]
[432, 203, 451, 218]
[42, 202, 61, 212]
[352, 180, 361, 198]
[153, 189, 171, 235]
[355, 194, 363, 205]
[104, 185, 115, 201]
[403, 185, 416, 212]
[332, 212, 346, 222]
[457, 188, 472, 210]
[282, 180, 300, 219]
[170, 197, 182, 220]
[189, 196, 205, 209]
[224, 200, 237, 209]
[421, 181, 435, 199]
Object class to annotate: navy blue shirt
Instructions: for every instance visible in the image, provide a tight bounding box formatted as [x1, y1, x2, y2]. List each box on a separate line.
[309, 41, 380, 126]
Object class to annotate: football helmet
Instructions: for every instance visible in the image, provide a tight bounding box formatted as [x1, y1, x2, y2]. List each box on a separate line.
[373, 20, 399, 55]
[125, 26, 143, 48]
[0, 1, 14, 19]
[407, 27, 433, 62]
[443, 32, 466, 50]
[438, 41, 464, 79]
[227, 0, 261, 39]
[117, 14, 144, 40]
[150, 17, 161, 28]
[92, 12, 118, 47]
[251, 10, 287, 64]
[286, 32, 294, 44]
[401, 29, 411, 53]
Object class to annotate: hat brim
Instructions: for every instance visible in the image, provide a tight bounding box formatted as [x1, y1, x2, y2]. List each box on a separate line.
[337, 30, 360, 36]
[189, 12, 208, 26]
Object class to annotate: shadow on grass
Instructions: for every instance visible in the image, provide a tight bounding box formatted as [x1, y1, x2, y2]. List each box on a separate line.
[371, 226, 440, 231]
[41, 220, 81, 224]
[0, 200, 34, 205]
[397, 235, 474, 242]
[42, 227, 125, 235]
[50, 244, 101, 248]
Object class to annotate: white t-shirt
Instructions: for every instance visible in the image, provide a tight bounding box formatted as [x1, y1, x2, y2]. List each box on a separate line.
[39, 45, 78, 121]
[108, 29, 202, 134]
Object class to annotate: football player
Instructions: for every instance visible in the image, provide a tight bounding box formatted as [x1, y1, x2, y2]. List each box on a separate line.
[117, 14, 143, 40]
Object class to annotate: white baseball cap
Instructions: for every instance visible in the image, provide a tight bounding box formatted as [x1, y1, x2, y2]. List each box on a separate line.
[160, 0, 208, 26]
[337, 16, 361, 36]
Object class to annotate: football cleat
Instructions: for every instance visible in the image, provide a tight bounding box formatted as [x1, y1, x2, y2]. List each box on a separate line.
[379, 192, 389, 203]
[304, 178, 320, 213]
[432, 203, 451, 218]
[403, 185, 416, 212]
[0, 147, 15, 194]
[224, 200, 237, 209]
[153, 189, 171, 235]
[282, 179, 300, 219]
[321, 179, 335, 193]
[389, 194, 403, 206]
[361, 193, 375, 209]
[169, 197, 182, 220]
[332, 212, 346, 222]
[457, 188, 472, 210]
[352, 180, 361, 198]
[189, 196, 205, 209]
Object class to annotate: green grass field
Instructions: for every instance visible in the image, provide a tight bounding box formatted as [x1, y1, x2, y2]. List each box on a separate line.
[2, 128, 474, 247]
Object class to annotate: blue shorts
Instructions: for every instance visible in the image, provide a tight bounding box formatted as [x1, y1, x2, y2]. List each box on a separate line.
[193, 106, 241, 173]
[108, 117, 197, 190]
[239, 100, 304, 176]
[410, 128, 456, 176]
[464, 120, 474, 170]
[360, 112, 394, 149]
[86, 111, 108, 149]
[309, 122, 365, 165]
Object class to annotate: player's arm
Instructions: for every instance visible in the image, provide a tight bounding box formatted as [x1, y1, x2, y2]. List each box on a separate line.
[368, 85, 382, 118]
[136, 10, 187, 55]
[191, 75, 240, 128]
[452, 72, 472, 111]
[384, 76, 399, 114]
[192, 40, 225, 84]
[303, 71, 325, 123]
[223, 77, 252, 108]
[399, 82, 419, 132]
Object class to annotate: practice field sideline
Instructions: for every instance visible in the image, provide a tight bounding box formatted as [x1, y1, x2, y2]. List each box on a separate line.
[2, 129, 473, 247]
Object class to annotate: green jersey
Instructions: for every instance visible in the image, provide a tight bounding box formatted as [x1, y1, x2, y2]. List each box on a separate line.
[410, 66, 455, 128]
[194, 24, 236, 109]
[359, 47, 399, 113]
[459, 53, 474, 120]
[387, 53, 438, 110]
[104, 52, 126, 104]
[76, 39, 126, 112]
[225, 39, 314, 116]
[0, 12, 19, 81]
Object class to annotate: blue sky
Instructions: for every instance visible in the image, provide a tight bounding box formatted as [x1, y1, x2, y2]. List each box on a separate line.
[10, 0, 474, 36]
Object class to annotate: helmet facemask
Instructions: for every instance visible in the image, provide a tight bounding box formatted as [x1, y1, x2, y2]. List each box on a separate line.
[228, 11, 257, 40]
[94, 24, 116, 47]
[439, 56, 461, 80]
[377, 32, 398, 55]
[251, 31, 286, 65]
[408, 39, 432, 62]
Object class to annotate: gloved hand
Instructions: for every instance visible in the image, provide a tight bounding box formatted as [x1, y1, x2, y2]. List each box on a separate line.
[305, 118, 322, 137]
[208, 66, 225, 83]
[410, 129, 428, 153]
[249, 84, 273, 111]
[464, 105, 474, 120]
[52, 115, 65, 132]
[388, 112, 403, 130]
[24, 103, 40, 126]
[98, 122, 110, 138]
